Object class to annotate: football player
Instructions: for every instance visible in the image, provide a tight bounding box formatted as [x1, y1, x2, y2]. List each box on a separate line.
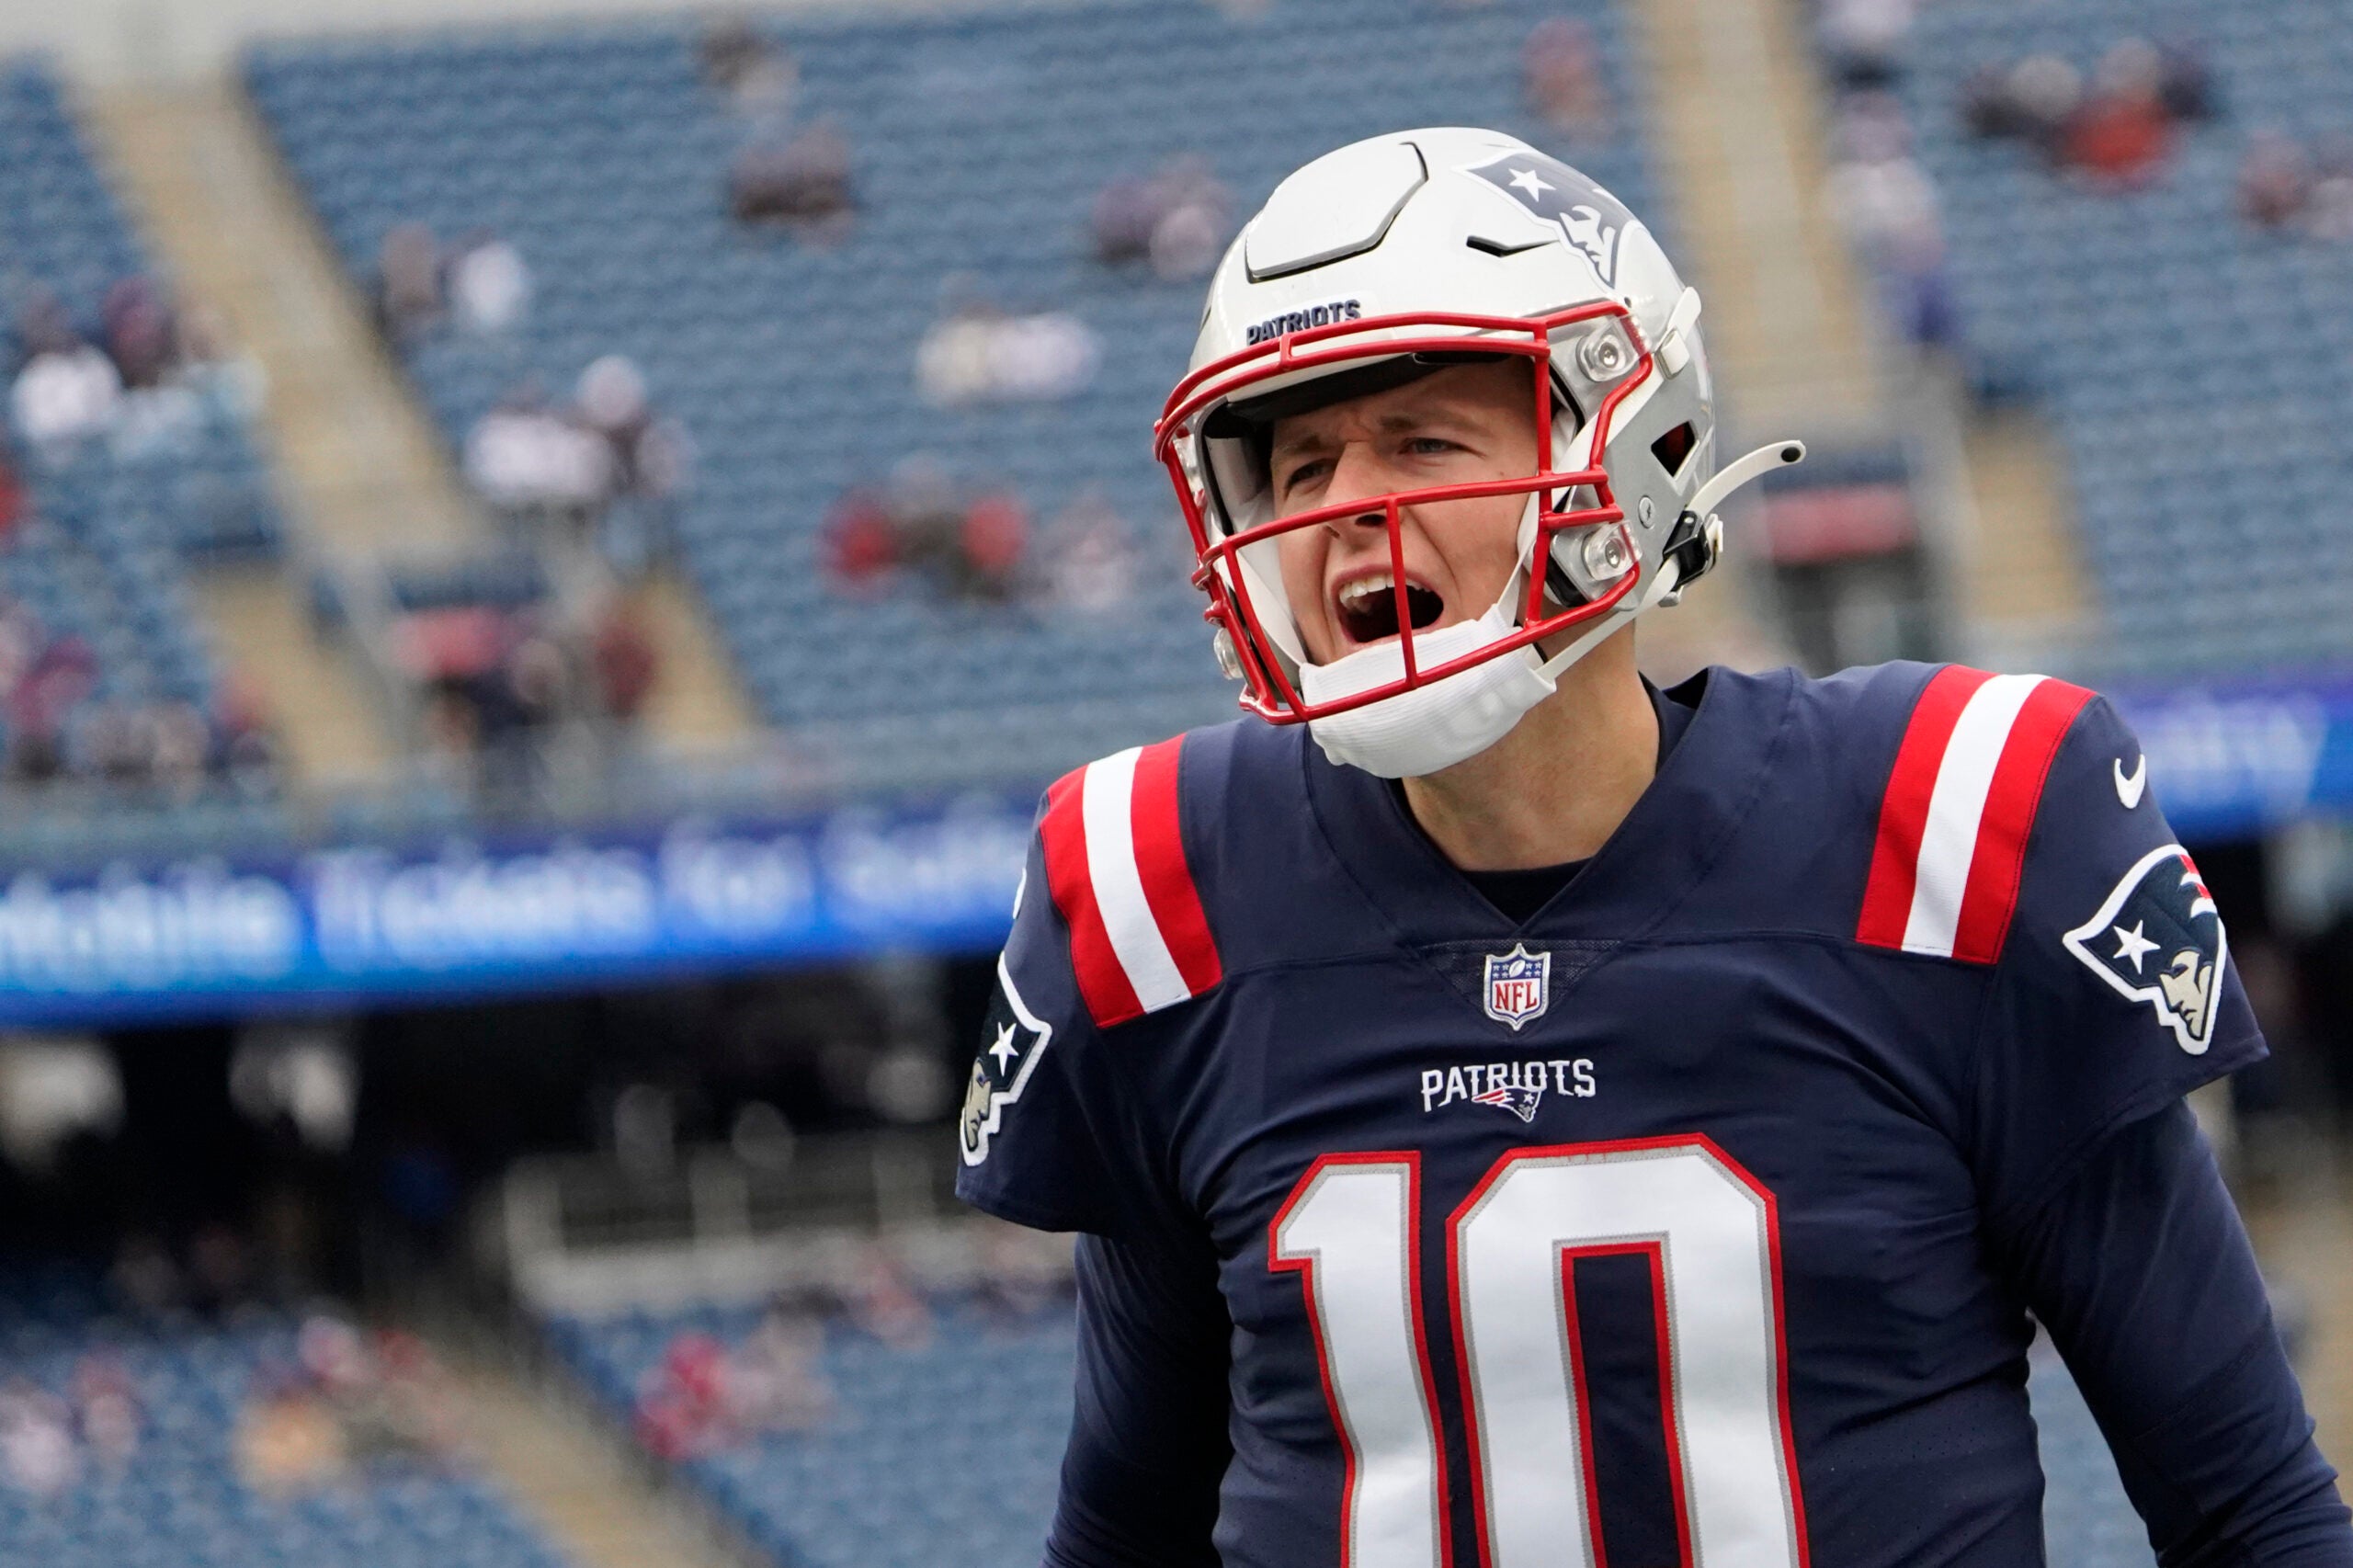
[956, 128, 2352, 1566]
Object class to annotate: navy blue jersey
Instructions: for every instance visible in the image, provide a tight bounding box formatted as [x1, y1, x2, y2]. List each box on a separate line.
[955, 662, 2316, 1567]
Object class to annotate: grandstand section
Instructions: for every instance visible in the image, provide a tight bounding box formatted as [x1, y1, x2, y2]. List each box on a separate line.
[547, 1291, 1070, 1568]
[0, 62, 287, 813]
[1885, 0, 2353, 679]
[0, 1266, 572, 1568]
[240, 0, 1665, 784]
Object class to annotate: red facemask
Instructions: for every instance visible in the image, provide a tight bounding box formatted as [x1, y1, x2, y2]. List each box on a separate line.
[1154, 300, 1659, 725]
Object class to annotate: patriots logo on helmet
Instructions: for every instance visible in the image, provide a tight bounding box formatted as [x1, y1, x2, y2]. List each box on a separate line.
[1465, 152, 1637, 288]
[1483, 943, 1552, 1030]
[2062, 844, 2229, 1055]
[959, 960, 1054, 1165]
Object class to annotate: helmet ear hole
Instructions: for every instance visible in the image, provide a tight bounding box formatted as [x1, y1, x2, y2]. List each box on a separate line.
[1651, 421, 1697, 478]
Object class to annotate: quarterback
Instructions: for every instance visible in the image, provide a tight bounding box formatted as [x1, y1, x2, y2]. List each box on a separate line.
[955, 129, 2352, 1566]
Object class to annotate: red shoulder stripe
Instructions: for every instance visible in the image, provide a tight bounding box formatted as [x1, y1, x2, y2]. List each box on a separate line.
[1856, 665, 1994, 950]
[1949, 677, 2093, 963]
[1128, 737, 1222, 997]
[1039, 739, 1222, 1029]
[1857, 666, 2095, 963]
[1040, 767, 1142, 1028]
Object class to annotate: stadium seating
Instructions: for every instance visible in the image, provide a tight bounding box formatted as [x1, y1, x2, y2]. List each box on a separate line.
[0, 62, 282, 726]
[0, 1263, 570, 1568]
[547, 1294, 1071, 1568]
[1871, 0, 2353, 678]
[242, 0, 1661, 780]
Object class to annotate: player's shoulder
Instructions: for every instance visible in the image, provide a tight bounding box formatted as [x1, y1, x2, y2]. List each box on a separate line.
[1024, 717, 1308, 1033]
[1801, 661, 2148, 968]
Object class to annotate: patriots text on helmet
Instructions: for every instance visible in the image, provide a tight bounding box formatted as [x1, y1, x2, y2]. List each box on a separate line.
[1243, 299, 1362, 346]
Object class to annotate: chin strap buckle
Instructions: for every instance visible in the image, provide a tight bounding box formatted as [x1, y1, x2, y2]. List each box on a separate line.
[1656, 439, 1807, 605]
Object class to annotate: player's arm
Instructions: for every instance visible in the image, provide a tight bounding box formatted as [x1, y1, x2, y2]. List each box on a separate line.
[1047, 1233, 1232, 1568]
[1995, 1101, 2352, 1565]
[953, 799, 1233, 1566]
[1967, 690, 2351, 1562]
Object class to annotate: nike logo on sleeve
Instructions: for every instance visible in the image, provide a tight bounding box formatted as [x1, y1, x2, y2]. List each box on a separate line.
[2114, 755, 2147, 810]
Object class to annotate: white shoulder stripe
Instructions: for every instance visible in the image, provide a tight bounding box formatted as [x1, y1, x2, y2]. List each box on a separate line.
[1078, 747, 1191, 1013]
[1902, 674, 2045, 957]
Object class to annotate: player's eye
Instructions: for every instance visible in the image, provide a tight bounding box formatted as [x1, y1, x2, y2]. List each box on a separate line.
[1403, 436, 1462, 458]
[1278, 457, 1331, 494]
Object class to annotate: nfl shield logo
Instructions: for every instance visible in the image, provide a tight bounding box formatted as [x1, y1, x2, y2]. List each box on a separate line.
[1483, 943, 1552, 1031]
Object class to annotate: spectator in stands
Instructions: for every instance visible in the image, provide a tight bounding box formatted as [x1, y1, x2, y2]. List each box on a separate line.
[0, 1381, 78, 1495]
[100, 277, 177, 391]
[1961, 54, 2081, 159]
[1038, 489, 1137, 616]
[824, 486, 903, 592]
[1825, 94, 1955, 348]
[172, 306, 267, 425]
[2062, 39, 2176, 188]
[956, 492, 1029, 603]
[700, 15, 797, 122]
[447, 232, 532, 336]
[915, 292, 1099, 406]
[575, 355, 690, 569]
[6, 629, 98, 784]
[1522, 18, 1610, 137]
[1089, 156, 1231, 280]
[235, 1369, 347, 1494]
[70, 1355, 141, 1469]
[636, 1331, 733, 1460]
[2306, 136, 2353, 240]
[847, 1246, 932, 1350]
[729, 1307, 835, 1432]
[1816, 0, 1912, 90]
[589, 600, 660, 726]
[464, 384, 611, 523]
[2241, 132, 2316, 231]
[730, 119, 855, 234]
[375, 222, 444, 342]
[213, 670, 282, 799]
[0, 456, 21, 545]
[10, 306, 123, 460]
[2154, 38, 2217, 125]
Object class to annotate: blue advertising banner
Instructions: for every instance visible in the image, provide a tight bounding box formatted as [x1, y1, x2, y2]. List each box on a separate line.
[6, 672, 2350, 1026]
[0, 793, 1036, 1027]
[2111, 676, 2353, 842]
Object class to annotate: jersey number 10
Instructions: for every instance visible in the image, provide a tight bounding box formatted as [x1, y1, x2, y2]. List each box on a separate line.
[1270, 1137, 1810, 1568]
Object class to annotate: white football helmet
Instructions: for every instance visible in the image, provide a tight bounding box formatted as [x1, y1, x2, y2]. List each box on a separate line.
[1154, 127, 1802, 777]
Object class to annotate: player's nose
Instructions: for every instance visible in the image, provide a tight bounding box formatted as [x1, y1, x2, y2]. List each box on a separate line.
[1319, 442, 1392, 535]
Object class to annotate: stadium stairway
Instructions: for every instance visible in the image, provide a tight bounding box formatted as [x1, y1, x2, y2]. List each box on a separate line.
[1636, 0, 2090, 666]
[439, 1348, 745, 1568]
[83, 79, 759, 769]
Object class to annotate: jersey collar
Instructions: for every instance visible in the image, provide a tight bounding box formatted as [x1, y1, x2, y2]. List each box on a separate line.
[1299, 665, 1793, 949]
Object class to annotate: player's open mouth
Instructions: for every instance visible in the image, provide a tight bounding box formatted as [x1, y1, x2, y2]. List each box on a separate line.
[1333, 570, 1444, 647]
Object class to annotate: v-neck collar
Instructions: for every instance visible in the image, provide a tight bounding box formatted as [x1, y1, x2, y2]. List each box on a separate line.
[1301, 665, 1793, 949]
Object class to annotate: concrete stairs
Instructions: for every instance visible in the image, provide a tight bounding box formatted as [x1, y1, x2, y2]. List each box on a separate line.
[81, 77, 760, 779]
[1631, 0, 2088, 667]
[445, 1352, 747, 1568]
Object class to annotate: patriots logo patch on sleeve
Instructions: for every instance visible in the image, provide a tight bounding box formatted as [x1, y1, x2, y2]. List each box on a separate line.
[958, 959, 1053, 1166]
[2061, 844, 2228, 1055]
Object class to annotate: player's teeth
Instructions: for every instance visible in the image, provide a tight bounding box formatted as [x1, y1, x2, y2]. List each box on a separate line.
[1339, 574, 1393, 607]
